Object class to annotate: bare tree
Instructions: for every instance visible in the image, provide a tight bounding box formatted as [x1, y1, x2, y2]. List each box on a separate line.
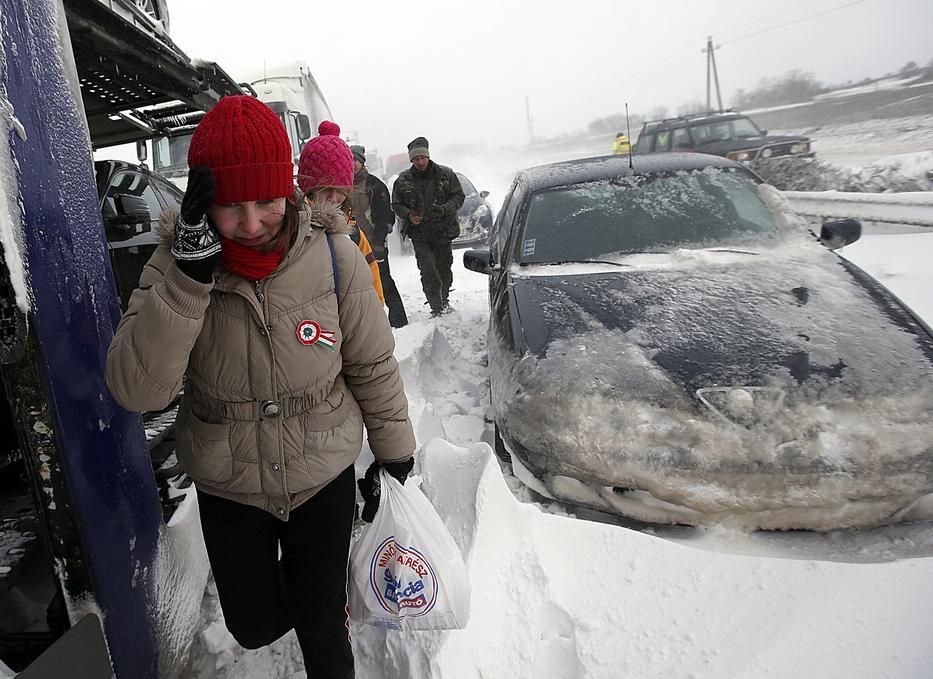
[732, 70, 824, 109]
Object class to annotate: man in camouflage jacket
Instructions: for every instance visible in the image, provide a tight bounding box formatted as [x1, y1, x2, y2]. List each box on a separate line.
[391, 136, 465, 316]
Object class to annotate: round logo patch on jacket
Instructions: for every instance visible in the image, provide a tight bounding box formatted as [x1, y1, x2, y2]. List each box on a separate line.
[296, 320, 336, 349]
[369, 536, 437, 616]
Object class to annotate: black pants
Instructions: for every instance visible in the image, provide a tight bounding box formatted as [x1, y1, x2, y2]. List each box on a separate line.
[378, 254, 407, 328]
[412, 238, 453, 314]
[197, 466, 356, 679]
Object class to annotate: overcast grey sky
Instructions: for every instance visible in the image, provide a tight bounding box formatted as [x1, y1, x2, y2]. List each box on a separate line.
[170, 0, 932, 158]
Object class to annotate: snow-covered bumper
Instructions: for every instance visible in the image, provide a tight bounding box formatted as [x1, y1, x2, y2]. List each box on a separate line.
[492, 347, 933, 531]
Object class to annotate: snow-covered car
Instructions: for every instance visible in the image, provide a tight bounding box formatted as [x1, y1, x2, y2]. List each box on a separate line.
[453, 172, 493, 249]
[464, 153, 933, 531]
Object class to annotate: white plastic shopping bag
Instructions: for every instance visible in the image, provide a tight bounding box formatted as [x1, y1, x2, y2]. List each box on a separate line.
[349, 468, 471, 630]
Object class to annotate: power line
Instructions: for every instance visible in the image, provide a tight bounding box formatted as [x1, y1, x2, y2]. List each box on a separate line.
[721, 0, 869, 45]
[716, 0, 829, 38]
[606, 0, 868, 98]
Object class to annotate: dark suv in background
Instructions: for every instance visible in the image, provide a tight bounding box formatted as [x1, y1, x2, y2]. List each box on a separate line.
[633, 110, 813, 163]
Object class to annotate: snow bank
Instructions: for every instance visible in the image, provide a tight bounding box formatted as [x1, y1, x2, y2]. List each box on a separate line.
[842, 231, 933, 323]
[355, 439, 933, 679]
[153, 485, 212, 677]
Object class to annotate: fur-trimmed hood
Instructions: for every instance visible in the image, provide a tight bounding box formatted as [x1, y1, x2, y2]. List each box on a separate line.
[156, 190, 352, 247]
[305, 196, 353, 236]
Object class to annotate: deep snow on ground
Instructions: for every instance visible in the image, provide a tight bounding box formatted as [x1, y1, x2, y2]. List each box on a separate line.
[775, 115, 933, 176]
[180, 219, 933, 678]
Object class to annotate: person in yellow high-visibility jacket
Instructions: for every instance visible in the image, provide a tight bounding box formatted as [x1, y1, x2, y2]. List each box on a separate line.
[612, 132, 631, 155]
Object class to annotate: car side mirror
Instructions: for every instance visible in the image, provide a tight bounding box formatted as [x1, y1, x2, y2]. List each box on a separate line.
[759, 129, 768, 135]
[297, 113, 312, 141]
[135, 140, 148, 164]
[463, 248, 496, 275]
[105, 194, 152, 239]
[480, 190, 490, 199]
[819, 218, 861, 250]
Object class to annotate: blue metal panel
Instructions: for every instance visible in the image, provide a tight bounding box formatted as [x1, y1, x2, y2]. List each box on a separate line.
[1, 1, 162, 676]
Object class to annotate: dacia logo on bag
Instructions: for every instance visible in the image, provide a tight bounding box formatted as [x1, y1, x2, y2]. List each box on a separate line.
[370, 536, 437, 615]
[296, 320, 336, 350]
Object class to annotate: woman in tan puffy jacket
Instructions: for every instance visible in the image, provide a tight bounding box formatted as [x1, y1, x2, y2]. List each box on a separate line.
[105, 96, 414, 679]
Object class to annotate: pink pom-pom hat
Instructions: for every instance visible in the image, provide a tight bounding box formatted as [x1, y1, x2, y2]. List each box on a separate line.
[297, 121, 355, 193]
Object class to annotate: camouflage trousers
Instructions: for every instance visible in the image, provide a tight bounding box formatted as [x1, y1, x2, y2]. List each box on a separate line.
[412, 238, 453, 314]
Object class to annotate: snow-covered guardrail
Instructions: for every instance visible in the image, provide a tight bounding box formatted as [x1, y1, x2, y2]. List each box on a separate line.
[782, 190, 933, 228]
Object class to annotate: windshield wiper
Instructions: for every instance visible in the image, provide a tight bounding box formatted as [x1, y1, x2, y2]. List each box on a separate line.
[545, 259, 631, 267]
[702, 248, 760, 255]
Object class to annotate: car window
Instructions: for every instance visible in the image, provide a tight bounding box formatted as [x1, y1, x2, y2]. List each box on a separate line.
[655, 130, 672, 151]
[690, 117, 762, 143]
[150, 175, 183, 213]
[634, 133, 654, 154]
[492, 184, 520, 263]
[457, 174, 477, 196]
[103, 171, 164, 229]
[730, 117, 762, 138]
[102, 170, 166, 311]
[672, 127, 692, 150]
[152, 134, 193, 179]
[516, 168, 778, 263]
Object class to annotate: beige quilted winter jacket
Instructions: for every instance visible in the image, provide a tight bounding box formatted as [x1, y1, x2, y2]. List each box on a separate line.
[105, 199, 415, 520]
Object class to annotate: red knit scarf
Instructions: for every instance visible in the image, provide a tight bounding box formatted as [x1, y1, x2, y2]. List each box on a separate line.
[219, 237, 283, 282]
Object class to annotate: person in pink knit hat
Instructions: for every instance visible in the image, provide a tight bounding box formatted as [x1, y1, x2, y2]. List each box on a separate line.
[299, 121, 384, 303]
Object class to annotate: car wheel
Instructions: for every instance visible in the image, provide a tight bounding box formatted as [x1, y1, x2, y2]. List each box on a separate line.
[493, 423, 511, 463]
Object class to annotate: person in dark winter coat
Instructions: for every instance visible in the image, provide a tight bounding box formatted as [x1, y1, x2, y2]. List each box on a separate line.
[105, 96, 415, 679]
[349, 145, 408, 328]
[390, 136, 465, 317]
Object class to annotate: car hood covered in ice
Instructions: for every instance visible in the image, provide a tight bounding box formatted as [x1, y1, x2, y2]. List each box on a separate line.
[509, 246, 933, 396]
[489, 241, 933, 529]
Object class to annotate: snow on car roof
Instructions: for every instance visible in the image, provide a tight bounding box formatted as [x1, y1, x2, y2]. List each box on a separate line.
[516, 153, 745, 193]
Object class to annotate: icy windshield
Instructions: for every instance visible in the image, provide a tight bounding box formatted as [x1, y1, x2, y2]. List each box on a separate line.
[690, 117, 762, 142]
[152, 133, 192, 179]
[517, 168, 779, 263]
[457, 173, 477, 195]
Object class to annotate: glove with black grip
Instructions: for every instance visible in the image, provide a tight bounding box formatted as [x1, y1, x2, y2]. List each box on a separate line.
[171, 166, 221, 283]
[357, 457, 414, 523]
[372, 245, 386, 263]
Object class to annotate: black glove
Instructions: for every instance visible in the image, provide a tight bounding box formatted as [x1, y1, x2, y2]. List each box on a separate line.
[372, 245, 386, 262]
[171, 166, 221, 283]
[357, 457, 415, 523]
[427, 205, 444, 219]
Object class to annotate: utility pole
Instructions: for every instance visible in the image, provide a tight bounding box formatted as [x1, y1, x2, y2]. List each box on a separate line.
[702, 36, 724, 112]
[525, 96, 534, 145]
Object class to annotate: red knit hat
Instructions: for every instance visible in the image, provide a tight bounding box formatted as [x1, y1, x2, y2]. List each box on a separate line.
[297, 121, 354, 194]
[188, 96, 294, 205]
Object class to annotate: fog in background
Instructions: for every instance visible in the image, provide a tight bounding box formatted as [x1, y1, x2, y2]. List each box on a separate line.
[169, 0, 932, 158]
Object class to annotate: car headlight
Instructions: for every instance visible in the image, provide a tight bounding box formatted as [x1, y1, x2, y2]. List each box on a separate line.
[760, 148, 772, 158]
[790, 144, 801, 154]
[728, 151, 753, 162]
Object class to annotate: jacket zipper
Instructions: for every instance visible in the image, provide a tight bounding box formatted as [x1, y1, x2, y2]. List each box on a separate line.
[252, 278, 278, 400]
